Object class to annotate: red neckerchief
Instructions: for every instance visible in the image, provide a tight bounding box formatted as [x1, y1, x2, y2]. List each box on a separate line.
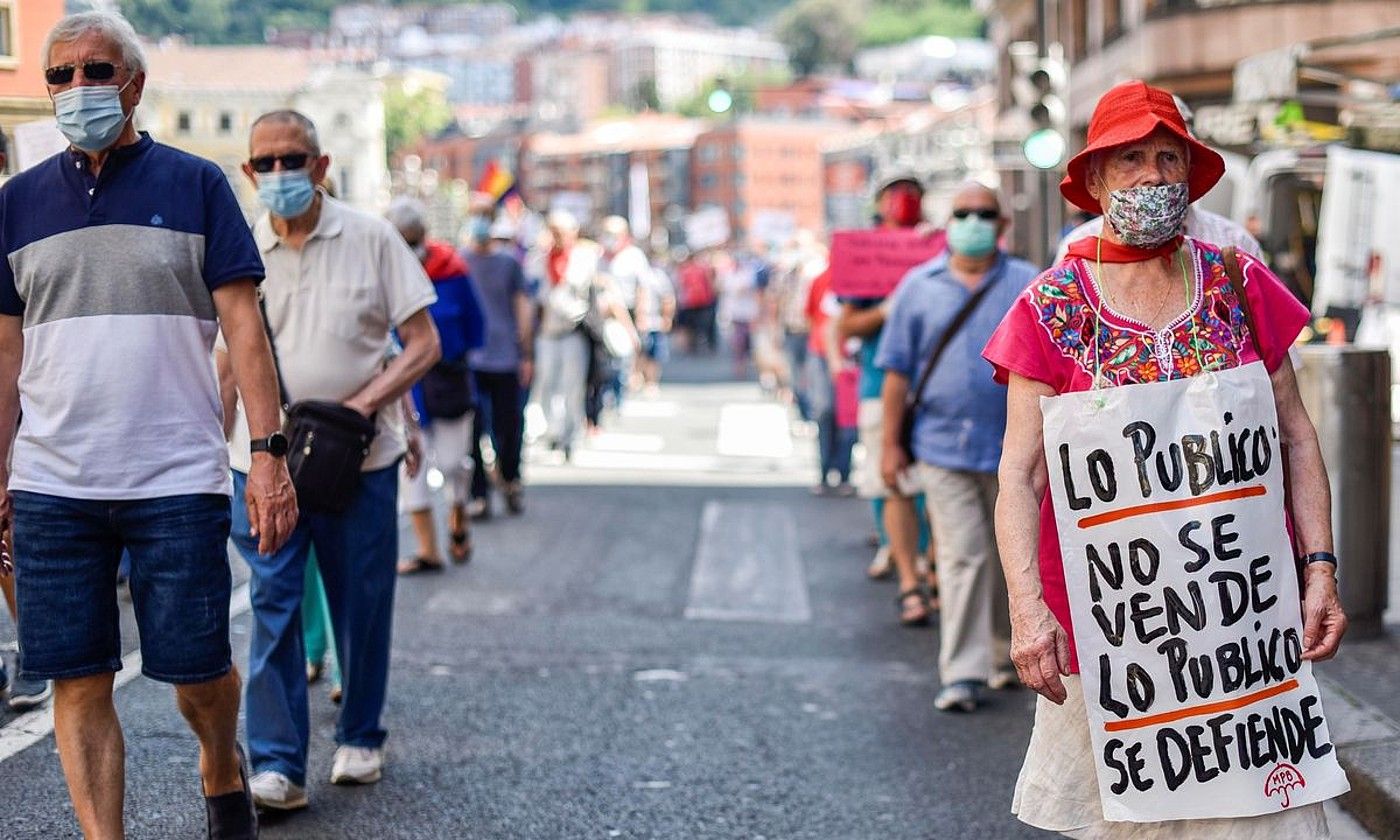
[1065, 235, 1183, 264]
[547, 248, 569, 286]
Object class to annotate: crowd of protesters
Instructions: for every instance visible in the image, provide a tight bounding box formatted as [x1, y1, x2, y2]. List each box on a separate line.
[0, 10, 1352, 840]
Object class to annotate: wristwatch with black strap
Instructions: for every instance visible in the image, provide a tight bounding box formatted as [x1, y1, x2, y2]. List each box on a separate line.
[250, 431, 290, 458]
[1300, 551, 1338, 570]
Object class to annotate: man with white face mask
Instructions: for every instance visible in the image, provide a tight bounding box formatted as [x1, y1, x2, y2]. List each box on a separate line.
[217, 109, 440, 811]
[0, 12, 296, 839]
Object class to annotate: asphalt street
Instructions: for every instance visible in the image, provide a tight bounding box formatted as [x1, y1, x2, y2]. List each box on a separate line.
[0, 354, 1377, 838]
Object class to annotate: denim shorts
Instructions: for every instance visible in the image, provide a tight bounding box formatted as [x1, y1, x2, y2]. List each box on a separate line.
[12, 491, 234, 684]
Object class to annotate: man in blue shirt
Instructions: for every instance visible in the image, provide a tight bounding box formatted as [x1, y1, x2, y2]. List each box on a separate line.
[875, 182, 1038, 713]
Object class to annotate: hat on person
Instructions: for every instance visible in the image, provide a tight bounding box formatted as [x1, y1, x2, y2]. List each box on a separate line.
[874, 171, 924, 196]
[1060, 80, 1225, 214]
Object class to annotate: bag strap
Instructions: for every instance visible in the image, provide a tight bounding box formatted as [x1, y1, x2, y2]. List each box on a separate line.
[906, 278, 997, 414]
[257, 292, 292, 412]
[1222, 246, 1265, 361]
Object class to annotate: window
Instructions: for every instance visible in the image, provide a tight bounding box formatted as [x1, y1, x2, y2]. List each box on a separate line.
[218, 112, 233, 134]
[0, 3, 14, 64]
[177, 111, 192, 134]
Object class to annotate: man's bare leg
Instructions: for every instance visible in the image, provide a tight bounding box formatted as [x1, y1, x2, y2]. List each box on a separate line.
[53, 673, 125, 839]
[174, 669, 244, 796]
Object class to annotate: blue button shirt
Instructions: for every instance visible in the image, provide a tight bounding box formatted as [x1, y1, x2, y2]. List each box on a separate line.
[874, 252, 1038, 473]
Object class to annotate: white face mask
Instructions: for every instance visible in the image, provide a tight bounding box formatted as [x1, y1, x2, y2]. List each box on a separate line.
[53, 81, 133, 152]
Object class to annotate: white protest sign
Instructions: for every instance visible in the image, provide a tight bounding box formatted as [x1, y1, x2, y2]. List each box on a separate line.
[13, 119, 68, 171]
[1041, 362, 1348, 822]
[684, 206, 730, 250]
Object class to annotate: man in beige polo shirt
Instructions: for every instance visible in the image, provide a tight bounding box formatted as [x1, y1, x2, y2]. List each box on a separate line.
[217, 110, 441, 811]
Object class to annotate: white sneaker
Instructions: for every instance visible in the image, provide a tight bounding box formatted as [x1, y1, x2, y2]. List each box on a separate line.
[330, 746, 384, 785]
[248, 770, 308, 811]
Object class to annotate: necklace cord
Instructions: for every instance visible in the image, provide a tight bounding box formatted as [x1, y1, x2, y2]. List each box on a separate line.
[1091, 238, 1205, 393]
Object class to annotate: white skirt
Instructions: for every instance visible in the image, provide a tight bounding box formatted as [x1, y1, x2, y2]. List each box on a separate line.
[1013, 676, 1330, 840]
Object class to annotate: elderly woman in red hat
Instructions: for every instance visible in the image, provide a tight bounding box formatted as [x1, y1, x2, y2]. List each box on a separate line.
[982, 81, 1348, 836]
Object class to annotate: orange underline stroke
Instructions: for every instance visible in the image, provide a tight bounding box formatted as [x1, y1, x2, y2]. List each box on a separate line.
[1076, 485, 1267, 529]
[1103, 678, 1301, 733]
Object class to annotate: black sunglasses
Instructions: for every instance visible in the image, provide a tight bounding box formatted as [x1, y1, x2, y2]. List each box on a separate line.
[952, 208, 1000, 221]
[44, 61, 118, 86]
[248, 153, 311, 174]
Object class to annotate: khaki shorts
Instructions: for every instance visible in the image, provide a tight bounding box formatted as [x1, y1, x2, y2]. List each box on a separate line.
[857, 399, 920, 498]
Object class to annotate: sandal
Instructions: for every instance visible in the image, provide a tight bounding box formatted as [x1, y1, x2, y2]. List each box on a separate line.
[397, 556, 446, 575]
[896, 587, 931, 627]
[449, 530, 473, 565]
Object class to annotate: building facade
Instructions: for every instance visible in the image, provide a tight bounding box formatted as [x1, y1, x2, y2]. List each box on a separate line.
[691, 119, 835, 241]
[0, 0, 65, 174]
[521, 114, 703, 239]
[140, 44, 388, 215]
[611, 23, 788, 112]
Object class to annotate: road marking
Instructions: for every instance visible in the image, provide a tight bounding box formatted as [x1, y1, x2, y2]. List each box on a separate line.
[0, 581, 251, 764]
[715, 403, 793, 459]
[684, 501, 811, 623]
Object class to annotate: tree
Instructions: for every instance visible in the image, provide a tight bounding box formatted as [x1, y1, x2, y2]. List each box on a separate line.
[632, 78, 662, 112]
[383, 80, 454, 161]
[775, 0, 865, 78]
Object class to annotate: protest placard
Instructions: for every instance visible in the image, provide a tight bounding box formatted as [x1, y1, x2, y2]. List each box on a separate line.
[1041, 362, 1349, 822]
[828, 228, 946, 298]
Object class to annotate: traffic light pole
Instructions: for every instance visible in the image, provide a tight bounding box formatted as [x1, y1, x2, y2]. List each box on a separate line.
[1035, 0, 1053, 269]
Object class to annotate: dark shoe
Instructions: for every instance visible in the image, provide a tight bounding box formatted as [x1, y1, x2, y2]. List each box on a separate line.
[7, 674, 52, 711]
[934, 680, 983, 713]
[504, 482, 524, 515]
[0, 658, 9, 696]
[206, 744, 259, 839]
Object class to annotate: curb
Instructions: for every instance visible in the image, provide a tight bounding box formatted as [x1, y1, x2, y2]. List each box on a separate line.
[1320, 674, 1400, 840]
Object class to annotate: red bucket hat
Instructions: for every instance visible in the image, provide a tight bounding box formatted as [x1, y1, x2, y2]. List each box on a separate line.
[1060, 80, 1225, 214]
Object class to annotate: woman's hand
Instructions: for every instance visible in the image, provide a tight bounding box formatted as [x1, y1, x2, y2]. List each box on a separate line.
[1010, 596, 1072, 705]
[1300, 563, 1346, 662]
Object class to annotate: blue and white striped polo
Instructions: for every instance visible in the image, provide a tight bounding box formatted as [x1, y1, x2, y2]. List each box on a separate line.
[0, 133, 264, 499]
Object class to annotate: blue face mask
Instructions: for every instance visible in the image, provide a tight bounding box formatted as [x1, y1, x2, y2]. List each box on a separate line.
[947, 216, 999, 258]
[469, 216, 493, 243]
[53, 83, 132, 153]
[257, 170, 316, 219]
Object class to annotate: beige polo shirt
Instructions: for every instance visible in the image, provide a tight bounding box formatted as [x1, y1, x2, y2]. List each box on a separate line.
[227, 195, 436, 475]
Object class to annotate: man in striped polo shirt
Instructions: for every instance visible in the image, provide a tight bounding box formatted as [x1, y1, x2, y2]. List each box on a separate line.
[0, 12, 296, 839]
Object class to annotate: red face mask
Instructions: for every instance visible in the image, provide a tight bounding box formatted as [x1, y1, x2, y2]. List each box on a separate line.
[881, 187, 923, 228]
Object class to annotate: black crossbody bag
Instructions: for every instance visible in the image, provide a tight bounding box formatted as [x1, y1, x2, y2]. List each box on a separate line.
[259, 296, 377, 515]
[898, 281, 997, 461]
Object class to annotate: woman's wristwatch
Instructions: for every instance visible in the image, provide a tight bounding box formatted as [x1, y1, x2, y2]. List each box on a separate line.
[1300, 551, 1339, 570]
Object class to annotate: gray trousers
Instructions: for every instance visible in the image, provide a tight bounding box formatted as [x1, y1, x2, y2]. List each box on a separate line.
[533, 330, 589, 448]
[914, 462, 1014, 685]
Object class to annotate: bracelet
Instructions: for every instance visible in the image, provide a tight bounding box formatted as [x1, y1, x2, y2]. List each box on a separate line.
[1300, 551, 1338, 570]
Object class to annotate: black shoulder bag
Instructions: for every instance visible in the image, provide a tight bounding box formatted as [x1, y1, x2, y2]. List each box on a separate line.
[898, 281, 997, 462]
[259, 296, 377, 515]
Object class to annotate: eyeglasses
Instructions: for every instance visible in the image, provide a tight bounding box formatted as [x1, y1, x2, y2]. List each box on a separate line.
[952, 208, 1000, 221]
[44, 61, 118, 86]
[248, 153, 311, 174]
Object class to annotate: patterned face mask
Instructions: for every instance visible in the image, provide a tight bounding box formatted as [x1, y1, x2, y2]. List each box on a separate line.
[1105, 183, 1189, 248]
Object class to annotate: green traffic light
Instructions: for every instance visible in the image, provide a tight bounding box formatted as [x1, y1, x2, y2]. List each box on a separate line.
[1023, 128, 1066, 170]
[708, 90, 734, 114]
